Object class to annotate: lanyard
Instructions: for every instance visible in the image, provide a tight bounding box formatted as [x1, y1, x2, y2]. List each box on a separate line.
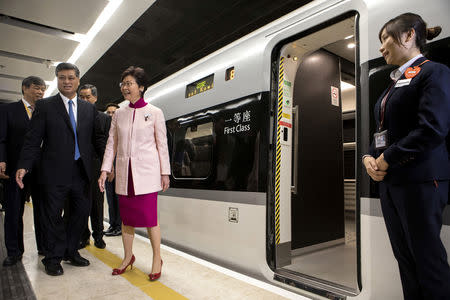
[379, 81, 395, 131]
[379, 59, 430, 131]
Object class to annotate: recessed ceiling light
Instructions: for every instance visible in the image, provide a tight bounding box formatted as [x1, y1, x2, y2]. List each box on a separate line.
[293, 56, 298, 61]
[345, 35, 354, 40]
[347, 43, 356, 49]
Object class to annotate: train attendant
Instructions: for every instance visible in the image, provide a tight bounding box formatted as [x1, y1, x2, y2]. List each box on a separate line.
[98, 66, 170, 281]
[363, 13, 450, 300]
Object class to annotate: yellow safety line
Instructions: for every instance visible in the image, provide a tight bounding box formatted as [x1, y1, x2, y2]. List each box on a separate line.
[26, 199, 185, 298]
[85, 245, 188, 300]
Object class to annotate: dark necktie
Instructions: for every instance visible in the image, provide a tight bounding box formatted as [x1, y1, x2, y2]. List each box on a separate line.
[68, 100, 81, 160]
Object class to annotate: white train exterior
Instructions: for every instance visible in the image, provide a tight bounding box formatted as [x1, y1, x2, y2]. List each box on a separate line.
[142, 0, 450, 299]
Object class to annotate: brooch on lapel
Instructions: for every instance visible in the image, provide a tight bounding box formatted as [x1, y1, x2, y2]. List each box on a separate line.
[404, 66, 421, 79]
[144, 113, 151, 121]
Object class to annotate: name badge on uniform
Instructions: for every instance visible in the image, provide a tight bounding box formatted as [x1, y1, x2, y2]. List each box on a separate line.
[394, 78, 412, 88]
[374, 130, 388, 149]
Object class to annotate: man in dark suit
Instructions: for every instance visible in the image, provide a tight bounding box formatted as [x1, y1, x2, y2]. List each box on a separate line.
[0, 76, 46, 266]
[16, 63, 105, 276]
[78, 84, 110, 249]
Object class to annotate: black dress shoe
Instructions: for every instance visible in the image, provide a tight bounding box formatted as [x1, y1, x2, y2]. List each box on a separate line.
[104, 227, 122, 236]
[94, 238, 106, 249]
[45, 263, 64, 276]
[104, 227, 117, 236]
[2, 255, 22, 266]
[78, 239, 90, 250]
[64, 254, 90, 267]
[112, 228, 122, 236]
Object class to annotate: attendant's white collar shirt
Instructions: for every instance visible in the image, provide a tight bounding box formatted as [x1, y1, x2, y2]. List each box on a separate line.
[60, 93, 78, 123]
[390, 54, 424, 81]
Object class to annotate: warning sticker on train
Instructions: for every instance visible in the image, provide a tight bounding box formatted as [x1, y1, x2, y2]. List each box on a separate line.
[331, 86, 339, 107]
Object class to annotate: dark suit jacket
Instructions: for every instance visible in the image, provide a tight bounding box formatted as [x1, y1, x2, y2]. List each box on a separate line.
[18, 94, 106, 185]
[91, 111, 111, 177]
[0, 100, 34, 176]
[370, 57, 450, 184]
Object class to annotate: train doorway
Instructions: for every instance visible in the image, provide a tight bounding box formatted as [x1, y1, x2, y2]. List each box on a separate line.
[271, 13, 359, 297]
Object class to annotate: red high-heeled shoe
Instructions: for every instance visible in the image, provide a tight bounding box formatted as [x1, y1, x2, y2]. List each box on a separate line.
[149, 259, 163, 281]
[112, 255, 135, 275]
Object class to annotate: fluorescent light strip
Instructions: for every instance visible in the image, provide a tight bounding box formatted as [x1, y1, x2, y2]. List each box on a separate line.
[45, 0, 123, 97]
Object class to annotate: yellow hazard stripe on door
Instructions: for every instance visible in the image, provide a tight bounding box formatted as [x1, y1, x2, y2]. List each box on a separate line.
[275, 57, 284, 245]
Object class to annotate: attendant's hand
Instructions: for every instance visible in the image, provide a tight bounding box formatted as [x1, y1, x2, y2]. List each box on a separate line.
[376, 153, 389, 171]
[0, 162, 8, 179]
[98, 171, 108, 192]
[107, 165, 115, 182]
[363, 156, 386, 182]
[15, 169, 27, 189]
[161, 175, 170, 192]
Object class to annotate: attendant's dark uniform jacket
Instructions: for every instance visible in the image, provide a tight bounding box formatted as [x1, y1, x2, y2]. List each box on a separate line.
[369, 57, 450, 184]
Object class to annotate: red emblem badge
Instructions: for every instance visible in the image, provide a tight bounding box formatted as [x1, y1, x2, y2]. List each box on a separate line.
[404, 66, 421, 79]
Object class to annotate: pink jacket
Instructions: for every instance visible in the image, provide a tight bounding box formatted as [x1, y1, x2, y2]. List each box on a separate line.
[101, 103, 171, 195]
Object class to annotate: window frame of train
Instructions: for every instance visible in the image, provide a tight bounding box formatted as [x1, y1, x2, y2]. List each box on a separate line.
[166, 93, 269, 191]
[171, 120, 214, 180]
[267, 11, 361, 299]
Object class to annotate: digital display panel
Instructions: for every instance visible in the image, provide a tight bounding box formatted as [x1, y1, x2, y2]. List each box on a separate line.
[185, 74, 214, 98]
[225, 67, 235, 81]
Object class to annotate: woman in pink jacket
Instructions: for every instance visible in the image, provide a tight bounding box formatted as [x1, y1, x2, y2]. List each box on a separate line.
[98, 66, 170, 281]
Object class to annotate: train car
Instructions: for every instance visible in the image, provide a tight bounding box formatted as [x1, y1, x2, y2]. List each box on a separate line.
[143, 0, 450, 299]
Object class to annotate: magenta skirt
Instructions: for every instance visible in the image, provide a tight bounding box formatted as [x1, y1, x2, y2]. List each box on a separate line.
[118, 163, 158, 227]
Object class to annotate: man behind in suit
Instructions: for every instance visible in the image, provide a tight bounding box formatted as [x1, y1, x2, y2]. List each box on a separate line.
[0, 76, 46, 266]
[78, 84, 110, 249]
[16, 63, 105, 276]
[103, 103, 122, 237]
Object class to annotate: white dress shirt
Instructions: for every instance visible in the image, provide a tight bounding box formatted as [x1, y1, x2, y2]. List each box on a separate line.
[390, 54, 424, 81]
[21, 98, 33, 119]
[60, 93, 78, 123]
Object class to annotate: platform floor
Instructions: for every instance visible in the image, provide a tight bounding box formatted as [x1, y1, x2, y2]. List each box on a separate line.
[1, 202, 310, 300]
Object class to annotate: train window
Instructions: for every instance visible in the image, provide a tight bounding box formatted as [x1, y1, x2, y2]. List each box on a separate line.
[225, 67, 235, 81]
[172, 122, 214, 179]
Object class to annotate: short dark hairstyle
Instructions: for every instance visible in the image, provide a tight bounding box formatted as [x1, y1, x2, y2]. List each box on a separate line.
[21, 76, 45, 95]
[55, 62, 80, 78]
[120, 66, 149, 96]
[78, 84, 98, 97]
[106, 103, 120, 109]
[379, 13, 442, 53]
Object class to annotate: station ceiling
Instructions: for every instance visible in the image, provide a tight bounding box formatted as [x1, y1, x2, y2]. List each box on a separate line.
[0, 0, 311, 109]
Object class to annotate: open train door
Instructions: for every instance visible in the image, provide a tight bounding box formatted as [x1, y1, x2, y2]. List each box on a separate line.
[269, 12, 360, 299]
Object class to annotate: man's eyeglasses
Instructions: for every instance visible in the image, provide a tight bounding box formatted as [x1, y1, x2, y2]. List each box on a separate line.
[119, 81, 136, 88]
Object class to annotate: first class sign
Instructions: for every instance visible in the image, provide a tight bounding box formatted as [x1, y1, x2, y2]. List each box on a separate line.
[224, 110, 251, 135]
